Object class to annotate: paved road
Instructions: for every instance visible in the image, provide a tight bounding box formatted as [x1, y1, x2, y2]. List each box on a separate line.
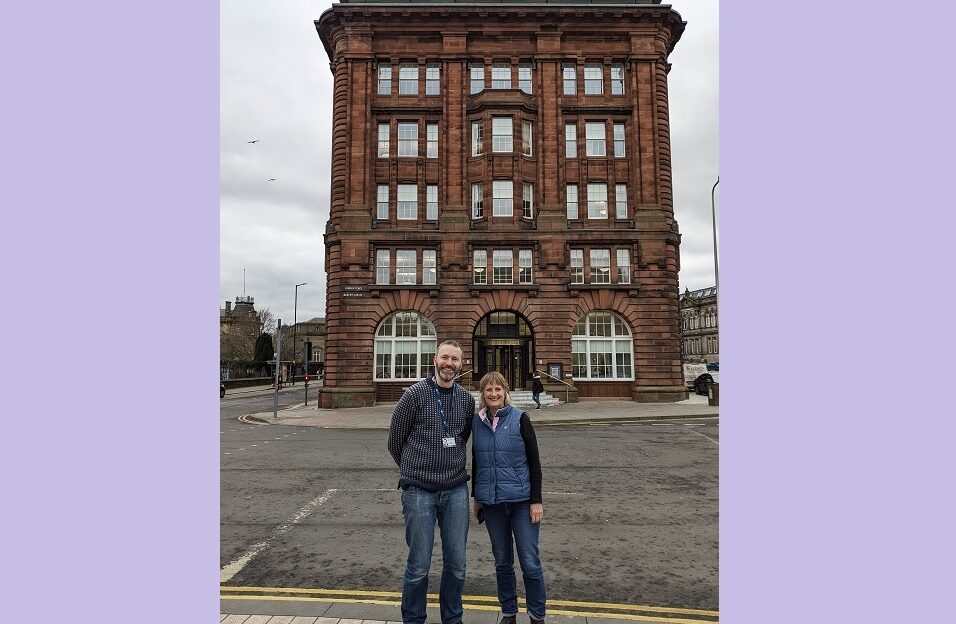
[220, 406, 718, 612]
[220, 384, 315, 422]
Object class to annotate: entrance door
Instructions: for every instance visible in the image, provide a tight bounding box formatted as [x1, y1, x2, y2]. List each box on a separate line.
[480, 344, 526, 390]
[473, 311, 535, 391]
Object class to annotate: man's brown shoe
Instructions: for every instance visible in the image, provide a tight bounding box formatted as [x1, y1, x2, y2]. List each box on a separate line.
[499, 616, 517, 624]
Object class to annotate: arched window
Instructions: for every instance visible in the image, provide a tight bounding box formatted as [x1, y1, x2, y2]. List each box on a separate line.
[374, 312, 437, 381]
[571, 311, 634, 380]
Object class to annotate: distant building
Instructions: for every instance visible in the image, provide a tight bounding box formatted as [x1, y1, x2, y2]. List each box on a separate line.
[280, 317, 327, 378]
[679, 287, 718, 363]
[220, 296, 260, 379]
[315, 0, 687, 407]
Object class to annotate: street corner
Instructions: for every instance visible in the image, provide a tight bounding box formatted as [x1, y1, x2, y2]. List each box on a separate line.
[238, 414, 273, 425]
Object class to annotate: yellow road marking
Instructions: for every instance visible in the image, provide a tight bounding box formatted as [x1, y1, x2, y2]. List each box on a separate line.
[220, 586, 718, 618]
[219, 594, 717, 623]
[237, 414, 269, 425]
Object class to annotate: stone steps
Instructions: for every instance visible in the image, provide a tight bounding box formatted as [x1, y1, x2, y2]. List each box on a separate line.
[469, 390, 562, 408]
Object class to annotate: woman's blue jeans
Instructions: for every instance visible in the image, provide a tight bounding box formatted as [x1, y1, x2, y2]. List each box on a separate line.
[483, 501, 547, 620]
[401, 484, 469, 624]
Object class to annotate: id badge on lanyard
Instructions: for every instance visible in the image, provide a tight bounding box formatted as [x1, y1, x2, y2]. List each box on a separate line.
[434, 381, 456, 448]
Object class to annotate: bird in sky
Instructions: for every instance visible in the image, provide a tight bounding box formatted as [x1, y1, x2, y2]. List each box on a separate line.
[268, 178, 277, 182]
[247, 139, 260, 144]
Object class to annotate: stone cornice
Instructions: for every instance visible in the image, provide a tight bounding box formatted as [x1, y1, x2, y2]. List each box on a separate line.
[316, 3, 684, 59]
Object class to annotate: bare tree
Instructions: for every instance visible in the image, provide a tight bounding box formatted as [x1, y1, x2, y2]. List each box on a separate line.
[220, 307, 278, 377]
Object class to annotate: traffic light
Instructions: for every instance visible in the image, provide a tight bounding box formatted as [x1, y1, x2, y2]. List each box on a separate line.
[304, 375, 309, 383]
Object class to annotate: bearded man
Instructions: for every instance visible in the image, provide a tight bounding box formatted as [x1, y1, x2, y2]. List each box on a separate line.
[387, 339, 476, 624]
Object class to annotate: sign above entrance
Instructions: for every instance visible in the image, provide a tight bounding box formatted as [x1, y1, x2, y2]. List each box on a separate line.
[483, 339, 522, 346]
[342, 285, 369, 298]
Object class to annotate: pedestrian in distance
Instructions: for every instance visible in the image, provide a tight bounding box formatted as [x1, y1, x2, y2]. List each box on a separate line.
[531, 374, 544, 410]
[387, 340, 476, 624]
[472, 371, 547, 624]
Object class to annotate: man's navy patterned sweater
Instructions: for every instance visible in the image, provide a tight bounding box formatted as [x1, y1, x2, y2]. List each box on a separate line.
[387, 377, 475, 491]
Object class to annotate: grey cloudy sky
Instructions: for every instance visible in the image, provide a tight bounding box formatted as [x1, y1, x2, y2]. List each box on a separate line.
[220, 0, 718, 325]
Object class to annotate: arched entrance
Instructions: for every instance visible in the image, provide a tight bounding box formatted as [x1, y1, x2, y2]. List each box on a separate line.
[472, 311, 535, 391]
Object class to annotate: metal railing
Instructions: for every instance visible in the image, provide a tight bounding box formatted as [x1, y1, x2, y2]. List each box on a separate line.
[536, 369, 573, 403]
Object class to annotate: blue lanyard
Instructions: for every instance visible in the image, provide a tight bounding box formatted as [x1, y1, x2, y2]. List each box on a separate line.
[430, 378, 450, 434]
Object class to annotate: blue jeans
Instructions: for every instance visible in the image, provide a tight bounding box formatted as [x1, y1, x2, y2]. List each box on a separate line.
[483, 501, 546, 620]
[532, 392, 541, 408]
[401, 484, 469, 624]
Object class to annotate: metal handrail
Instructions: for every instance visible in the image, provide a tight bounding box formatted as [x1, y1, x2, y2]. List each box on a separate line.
[454, 369, 473, 385]
[536, 369, 572, 403]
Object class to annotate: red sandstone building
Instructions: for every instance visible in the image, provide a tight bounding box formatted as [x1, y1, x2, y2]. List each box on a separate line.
[315, 0, 687, 407]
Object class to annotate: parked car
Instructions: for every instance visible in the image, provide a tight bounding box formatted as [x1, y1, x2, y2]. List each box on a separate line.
[220, 383, 226, 398]
[706, 362, 719, 371]
[694, 370, 719, 395]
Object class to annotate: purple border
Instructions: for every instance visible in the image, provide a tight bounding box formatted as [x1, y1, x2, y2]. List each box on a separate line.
[5, 2, 218, 621]
[724, 1, 956, 622]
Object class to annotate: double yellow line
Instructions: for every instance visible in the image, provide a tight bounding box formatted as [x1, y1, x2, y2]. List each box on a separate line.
[220, 586, 718, 623]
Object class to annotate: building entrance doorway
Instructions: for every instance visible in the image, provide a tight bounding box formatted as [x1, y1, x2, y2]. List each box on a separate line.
[472, 311, 534, 391]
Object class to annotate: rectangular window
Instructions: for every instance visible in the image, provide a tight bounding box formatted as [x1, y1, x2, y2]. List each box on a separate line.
[376, 341, 392, 378]
[518, 64, 532, 93]
[377, 184, 389, 220]
[426, 185, 438, 220]
[376, 249, 390, 284]
[470, 65, 484, 94]
[589, 340, 613, 378]
[492, 117, 513, 152]
[587, 183, 608, 219]
[425, 64, 440, 95]
[522, 182, 533, 219]
[377, 65, 391, 95]
[395, 341, 417, 378]
[611, 64, 625, 95]
[563, 63, 576, 95]
[493, 249, 513, 284]
[521, 120, 533, 156]
[519, 249, 532, 284]
[570, 249, 583, 284]
[572, 340, 586, 377]
[617, 344, 635, 379]
[472, 182, 484, 218]
[473, 249, 487, 284]
[584, 63, 603, 94]
[399, 64, 418, 95]
[565, 123, 577, 158]
[590, 248, 610, 284]
[566, 184, 579, 220]
[615, 183, 628, 219]
[397, 184, 417, 220]
[471, 121, 483, 156]
[378, 123, 390, 158]
[491, 64, 511, 89]
[398, 122, 418, 157]
[426, 123, 438, 159]
[614, 122, 626, 158]
[492, 180, 513, 217]
[617, 249, 631, 284]
[586, 122, 606, 157]
[396, 250, 417, 285]
[423, 250, 437, 285]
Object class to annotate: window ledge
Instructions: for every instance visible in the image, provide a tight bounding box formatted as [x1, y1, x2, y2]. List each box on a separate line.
[370, 285, 440, 298]
[469, 284, 540, 297]
[569, 282, 640, 296]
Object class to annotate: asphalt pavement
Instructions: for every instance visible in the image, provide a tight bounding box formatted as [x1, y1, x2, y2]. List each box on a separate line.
[241, 386, 717, 429]
[223, 387, 719, 623]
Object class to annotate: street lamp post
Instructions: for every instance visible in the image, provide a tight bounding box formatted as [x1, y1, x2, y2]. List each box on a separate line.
[711, 177, 719, 291]
[292, 282, 307, 384]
